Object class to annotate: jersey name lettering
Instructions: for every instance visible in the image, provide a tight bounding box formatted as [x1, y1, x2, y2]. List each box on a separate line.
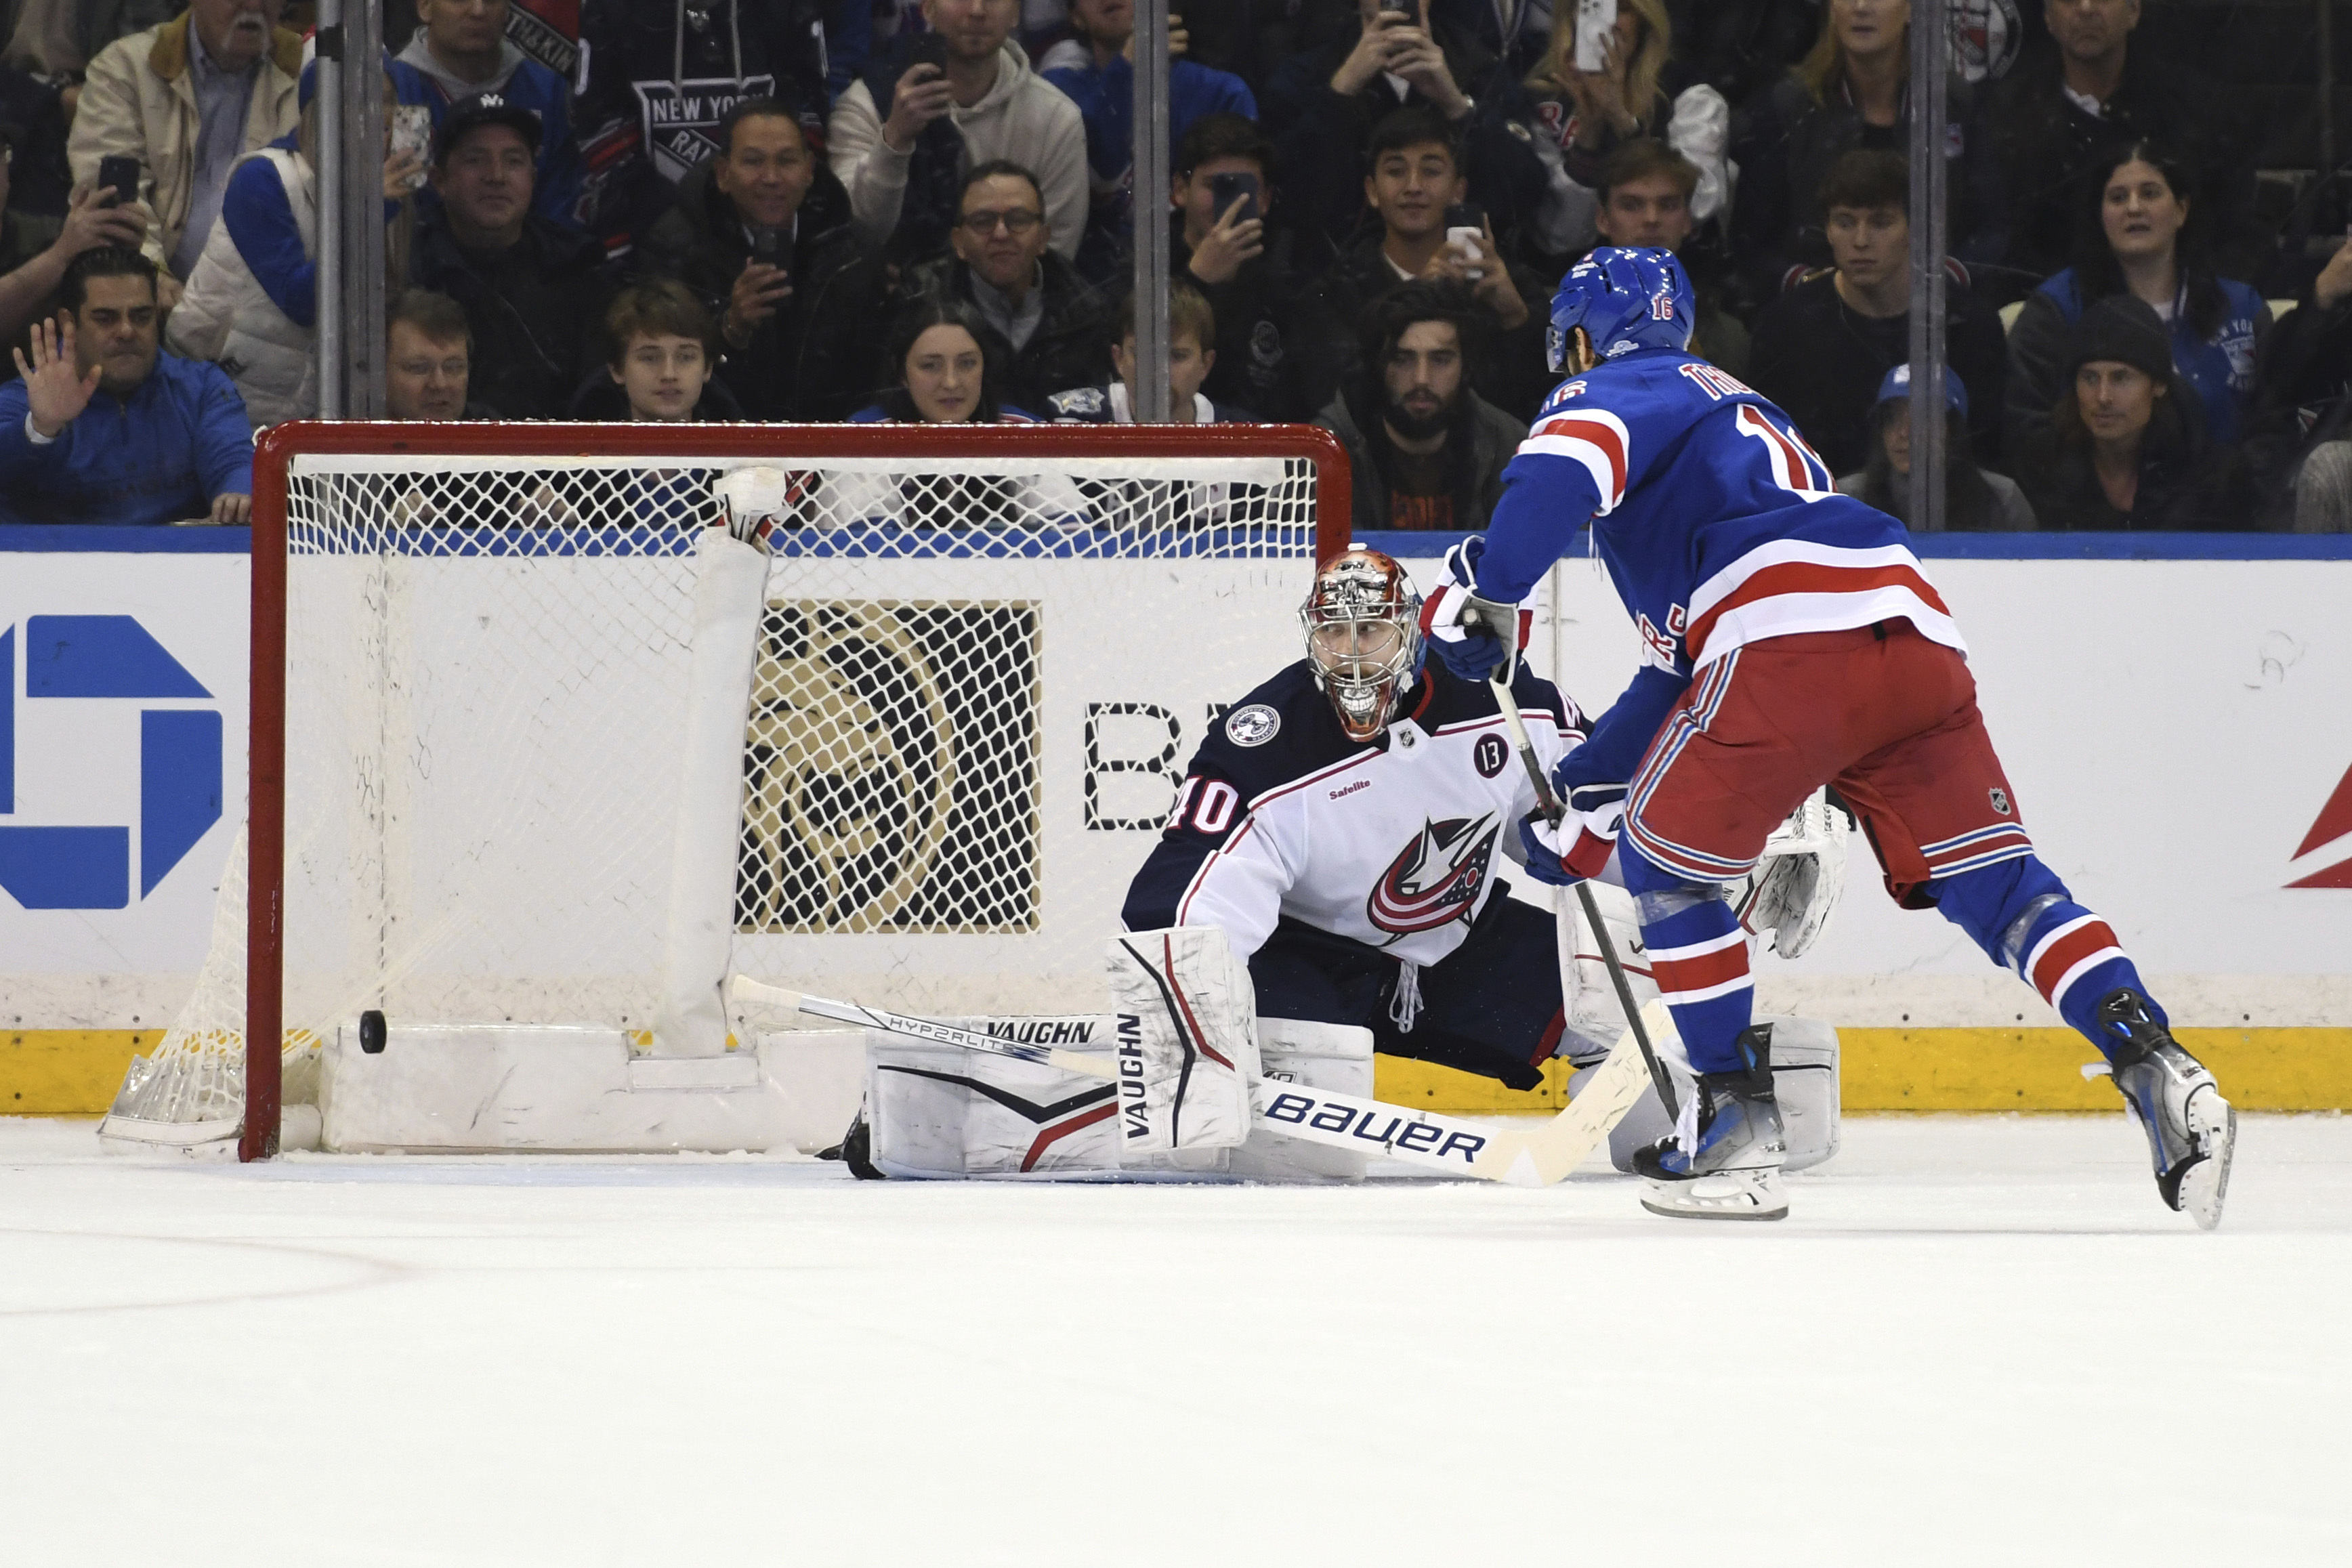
[1678, 362, 1753, 402]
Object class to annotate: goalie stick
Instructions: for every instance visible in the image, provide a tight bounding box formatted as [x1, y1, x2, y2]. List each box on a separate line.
[729, 974, 1661, 1185]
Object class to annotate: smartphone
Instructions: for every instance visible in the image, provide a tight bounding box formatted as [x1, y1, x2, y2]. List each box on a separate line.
[97, 154, 140, 207]
[1444, 202, 1486, 280]
[1574, 0, 1618, 73]
[390, 104, 432, 192]
[1377, 0, 1412, 14]
[908, 31, 950, 78]
[750, 226, 784, 266]
[1206, 170, 1259, 227]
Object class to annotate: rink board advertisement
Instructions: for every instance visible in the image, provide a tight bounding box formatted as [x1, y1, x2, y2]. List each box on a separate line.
[3, 528, 2349, 1114]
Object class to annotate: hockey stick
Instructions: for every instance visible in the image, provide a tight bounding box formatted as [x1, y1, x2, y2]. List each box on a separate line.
[730, 976, 1120, 1080]
[1482, 650, 1681, 1122]
[729, 973, 1656, 1185]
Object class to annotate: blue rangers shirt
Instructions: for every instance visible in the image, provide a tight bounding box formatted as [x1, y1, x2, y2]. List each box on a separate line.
[1122, 660, 1580, 967]
[1474, 347, 1967, 789]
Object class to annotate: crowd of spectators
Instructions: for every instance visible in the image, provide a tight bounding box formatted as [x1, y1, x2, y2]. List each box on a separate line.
[1, 0, 2349, 530]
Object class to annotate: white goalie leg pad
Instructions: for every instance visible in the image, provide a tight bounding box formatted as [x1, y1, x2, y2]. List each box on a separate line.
[1106, 927, 1261, 1157]
[1557, 880, 1660, 1065]
[1224, 1019, 1373, 1183]
[1578, 1014, 1841, 1174]
[864, 1021, 1123, 1179]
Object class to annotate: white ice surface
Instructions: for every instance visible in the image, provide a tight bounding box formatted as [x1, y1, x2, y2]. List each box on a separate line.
[3, 1114, 2349, 1566]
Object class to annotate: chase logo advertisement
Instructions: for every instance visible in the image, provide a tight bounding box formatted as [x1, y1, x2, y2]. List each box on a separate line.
[0, 616, 222, 912]
[738, 599, 1041, 934]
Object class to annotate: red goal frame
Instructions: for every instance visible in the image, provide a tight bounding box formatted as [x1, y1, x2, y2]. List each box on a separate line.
[240, 421, 1353, 1160]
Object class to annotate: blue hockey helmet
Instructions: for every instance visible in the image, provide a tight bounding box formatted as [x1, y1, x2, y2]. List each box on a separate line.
[1546, 247, 1695, 370]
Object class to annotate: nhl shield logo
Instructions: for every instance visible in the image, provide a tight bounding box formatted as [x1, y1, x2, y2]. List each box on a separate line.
[1989, 786, 2012, 817]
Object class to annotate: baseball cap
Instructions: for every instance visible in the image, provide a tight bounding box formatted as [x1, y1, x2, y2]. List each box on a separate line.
[1872, 362, 1968, 419]
[432, 93, 543, 165]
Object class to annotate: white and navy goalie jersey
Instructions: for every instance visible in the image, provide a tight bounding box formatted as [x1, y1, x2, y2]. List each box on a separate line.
[1120, 661, 1582, 968]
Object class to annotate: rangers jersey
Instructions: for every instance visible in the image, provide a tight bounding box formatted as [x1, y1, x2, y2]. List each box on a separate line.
[1121, 661, 1582, 968]
[1475, 348, 1967, 788]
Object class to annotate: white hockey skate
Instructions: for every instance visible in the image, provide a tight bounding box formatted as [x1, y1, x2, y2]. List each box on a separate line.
[2099, 990, 2236, 1230]
[1633, 1024, 1788, 1221]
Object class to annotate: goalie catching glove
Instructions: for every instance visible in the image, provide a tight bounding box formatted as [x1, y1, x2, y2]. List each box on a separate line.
[712, 464, 794, 552]
[1104, 926, 1262, 1155]
[1419, 538, 1532, 683]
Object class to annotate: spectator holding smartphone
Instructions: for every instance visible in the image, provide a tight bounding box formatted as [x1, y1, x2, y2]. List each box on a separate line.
[167, 66, 424, 428]
[0, 138, 153, 352]
[68, 0, 303, 289]
[1168, 112, 1314, 421]
[1303, 107, 1550, 421]
[390, 0, 584, 227]
[1519, 0, 1730, 267]
[1260, 0, 1546, 271]
[1038, 0, 1255, 281]
[638, 97, 876, 420]
[827, 0, 1087, 265]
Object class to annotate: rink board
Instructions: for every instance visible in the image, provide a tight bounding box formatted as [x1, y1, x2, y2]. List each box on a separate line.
[3, 528, 2351, 1114]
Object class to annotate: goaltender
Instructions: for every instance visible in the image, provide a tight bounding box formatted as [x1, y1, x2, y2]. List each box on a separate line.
[1119, 547, 1597, 1090]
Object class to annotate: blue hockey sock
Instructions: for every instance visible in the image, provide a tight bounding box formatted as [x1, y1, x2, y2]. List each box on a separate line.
[1927, 855, 2162, 1064]
[1621, 841, 1752, 1076]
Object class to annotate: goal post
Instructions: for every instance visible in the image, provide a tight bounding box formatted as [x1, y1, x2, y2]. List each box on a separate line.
[192, 421, 1351, 1160]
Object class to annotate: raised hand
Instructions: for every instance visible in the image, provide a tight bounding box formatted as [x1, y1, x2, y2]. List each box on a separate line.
[13, 314, 101, 439]
[1389, 0, 1470, 117]
[1185, 194, 1264, 285]
[882, 64, 956, 153]
[54, 182, 150, 260]
[1330, 9, 1414, 96]
[725, 261, 795, 345]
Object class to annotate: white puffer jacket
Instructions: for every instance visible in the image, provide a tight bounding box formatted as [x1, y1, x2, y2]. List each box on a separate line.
[165, 147, 316, 429]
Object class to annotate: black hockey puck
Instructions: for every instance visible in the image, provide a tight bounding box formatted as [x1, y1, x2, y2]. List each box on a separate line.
[358, 1009, 387, 1054]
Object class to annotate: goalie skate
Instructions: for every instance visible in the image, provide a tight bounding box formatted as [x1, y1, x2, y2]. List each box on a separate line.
[2099, 989, 2236, 1229]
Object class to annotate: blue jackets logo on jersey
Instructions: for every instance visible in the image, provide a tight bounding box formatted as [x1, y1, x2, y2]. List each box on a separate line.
[1366, 813, 1500, 938]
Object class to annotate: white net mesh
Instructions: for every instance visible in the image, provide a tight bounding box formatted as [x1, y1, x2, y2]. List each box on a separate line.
[114, 435, 1328, 1138]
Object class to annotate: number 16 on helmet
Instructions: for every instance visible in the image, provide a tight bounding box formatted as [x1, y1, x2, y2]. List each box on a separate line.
[1547, 246, 1696, 371]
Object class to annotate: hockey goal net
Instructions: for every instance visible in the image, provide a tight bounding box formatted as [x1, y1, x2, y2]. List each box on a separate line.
[107, 422, 1347, 1158]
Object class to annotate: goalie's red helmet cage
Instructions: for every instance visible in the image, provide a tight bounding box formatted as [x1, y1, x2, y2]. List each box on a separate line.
[1300, 547, 1423, 742]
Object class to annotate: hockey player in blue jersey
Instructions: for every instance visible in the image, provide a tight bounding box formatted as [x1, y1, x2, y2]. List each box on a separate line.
[1421, 247, 2236, 1225]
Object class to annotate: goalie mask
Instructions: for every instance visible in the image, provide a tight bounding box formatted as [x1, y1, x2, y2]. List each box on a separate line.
[1300, 548, 1423, 742]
